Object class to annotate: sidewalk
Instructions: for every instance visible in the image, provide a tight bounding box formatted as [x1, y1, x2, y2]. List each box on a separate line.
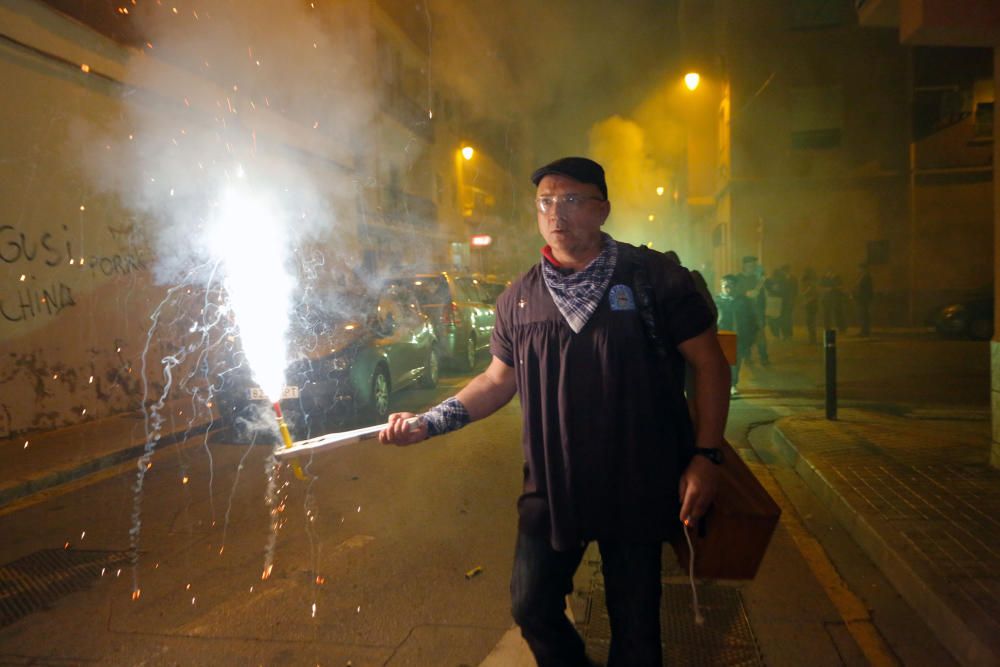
[0, 399, 218, 509]
[772, 408, 999, 667]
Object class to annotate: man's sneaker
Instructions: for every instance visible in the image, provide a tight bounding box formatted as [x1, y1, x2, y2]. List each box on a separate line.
[730, 386, 740, 397]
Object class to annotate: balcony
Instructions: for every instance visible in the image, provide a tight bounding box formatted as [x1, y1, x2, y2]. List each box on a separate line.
[379, 188, 438, 228]
[857, 0, 1000, 47]
[380, 86, 434, 141]
[856, 0, 900, 28]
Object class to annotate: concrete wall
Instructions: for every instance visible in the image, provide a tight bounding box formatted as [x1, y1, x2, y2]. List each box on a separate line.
[1, 3, 171, 435]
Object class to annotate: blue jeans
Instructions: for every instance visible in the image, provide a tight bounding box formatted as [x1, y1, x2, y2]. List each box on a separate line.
[510, 531, 663, 667]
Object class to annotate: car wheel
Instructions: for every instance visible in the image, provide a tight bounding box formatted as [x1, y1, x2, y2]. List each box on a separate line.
[419, 346, 439, 388]
[459, 332, 476, 371]
[969, 318, 993, 341]
[371, 367, 390, 421]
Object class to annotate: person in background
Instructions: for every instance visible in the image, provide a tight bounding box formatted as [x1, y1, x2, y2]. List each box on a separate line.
[763, 268, 786, 339]
[800, 268, 819, 344]
[780, 264, 798, 340]
[853, 262, 874, 337]
[820, 269, 848, 333]
[380, 156, 730, 666]
[715, 274, 757, 396]
[699, 262, 716, 306]
[739, 256, 769, 366]
[665, 250, 718, 324]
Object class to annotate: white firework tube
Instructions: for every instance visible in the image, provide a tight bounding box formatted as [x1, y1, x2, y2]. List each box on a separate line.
[273, 418, 420, 458]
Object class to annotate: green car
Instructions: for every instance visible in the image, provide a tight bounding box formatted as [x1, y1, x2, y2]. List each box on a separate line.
[388, 272, 497, 371]
[215, 282, 439, 442]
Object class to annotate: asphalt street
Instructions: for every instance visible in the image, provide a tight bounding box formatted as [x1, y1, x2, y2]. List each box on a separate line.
[0, 330, 990, 666]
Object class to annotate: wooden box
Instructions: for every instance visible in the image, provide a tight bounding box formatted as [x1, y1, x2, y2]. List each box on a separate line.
[717, 330, 737, 365]
[671, 439, 781, 580]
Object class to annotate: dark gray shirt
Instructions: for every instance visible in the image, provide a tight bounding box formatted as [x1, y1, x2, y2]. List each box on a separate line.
[491, 242, 714, 550]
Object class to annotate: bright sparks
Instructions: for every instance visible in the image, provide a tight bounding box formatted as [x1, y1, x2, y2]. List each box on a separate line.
[207, 185, 294, 401]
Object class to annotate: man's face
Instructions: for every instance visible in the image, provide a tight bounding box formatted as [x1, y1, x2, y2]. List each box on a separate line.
[536, 174, 609, 256]
[742, 261, 757, 276]
[721, 281, 735, 296]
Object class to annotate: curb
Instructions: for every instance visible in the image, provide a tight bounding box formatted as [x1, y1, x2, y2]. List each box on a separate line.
[0, 416, 220, 509]
[771, 421, 998, 667]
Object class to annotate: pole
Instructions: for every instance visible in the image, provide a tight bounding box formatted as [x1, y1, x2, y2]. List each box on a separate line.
[908, 141, 917, 326]
[824, 329, 837, 420]
[906, 48, 917, 326]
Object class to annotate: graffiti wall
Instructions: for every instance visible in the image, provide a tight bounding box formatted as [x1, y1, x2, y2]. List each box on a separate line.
[0, 1, 365, 437]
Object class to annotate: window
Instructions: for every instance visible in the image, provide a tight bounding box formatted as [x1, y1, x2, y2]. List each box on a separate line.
[411, 277, 449, 305]
[789, 0, 845, 30]
[454, 277, 479, 302]
[790, 85, 843, 149]
[974, 101, 993, 140]
[866, 240, 889, 266]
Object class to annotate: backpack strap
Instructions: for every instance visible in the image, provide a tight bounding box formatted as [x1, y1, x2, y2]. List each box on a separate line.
[629, 247, 669, 363]
[619, 243, 696, 458]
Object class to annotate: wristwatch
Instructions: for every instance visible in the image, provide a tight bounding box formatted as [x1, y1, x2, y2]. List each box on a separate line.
[693, 447, 724, 465]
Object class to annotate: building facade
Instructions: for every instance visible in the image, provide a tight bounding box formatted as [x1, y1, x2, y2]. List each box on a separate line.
[681, 0, 992, 327]
[854, 0, 1000, 465]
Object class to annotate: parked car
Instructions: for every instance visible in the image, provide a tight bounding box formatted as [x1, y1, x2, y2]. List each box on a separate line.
[215, 282, 438, 441]
[387, 272, 496, 370]
[928, 293, 993, 340]
[475, 276, 511, 305]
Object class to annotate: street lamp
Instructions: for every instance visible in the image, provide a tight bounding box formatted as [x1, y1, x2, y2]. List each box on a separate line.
[456, 144, 476, 219]
[684, 72, 700, 91]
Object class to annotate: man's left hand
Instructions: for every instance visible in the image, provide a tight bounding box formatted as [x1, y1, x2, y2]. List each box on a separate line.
[678, 456, 720, 526]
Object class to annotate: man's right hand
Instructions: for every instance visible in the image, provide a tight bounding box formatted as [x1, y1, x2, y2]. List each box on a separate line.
[378, 412, 428, 446]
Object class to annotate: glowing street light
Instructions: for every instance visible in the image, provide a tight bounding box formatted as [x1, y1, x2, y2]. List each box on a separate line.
[461, 145, 474, 161]
[684, 72, 700, 91]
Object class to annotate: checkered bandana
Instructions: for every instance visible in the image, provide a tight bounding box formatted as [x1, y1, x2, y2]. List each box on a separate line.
[541, 235, 618, 333]
[420, 396, 470, 437]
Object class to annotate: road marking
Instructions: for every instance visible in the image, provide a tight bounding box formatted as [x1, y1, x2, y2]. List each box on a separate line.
[752, 461, 900, 666]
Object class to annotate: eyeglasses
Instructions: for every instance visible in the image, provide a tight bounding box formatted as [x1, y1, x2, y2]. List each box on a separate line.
[534, 194, 605, 214]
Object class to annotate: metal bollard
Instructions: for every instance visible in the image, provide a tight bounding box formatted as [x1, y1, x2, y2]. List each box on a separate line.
[824, 329, 837, 420]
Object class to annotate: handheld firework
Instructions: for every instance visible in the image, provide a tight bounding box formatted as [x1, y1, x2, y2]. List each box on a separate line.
[272, 402, 307, 479]
[273, 417, 420, 459]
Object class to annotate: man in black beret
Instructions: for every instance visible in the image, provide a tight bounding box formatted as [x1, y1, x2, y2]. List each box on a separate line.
[382, 156, 730, 666]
